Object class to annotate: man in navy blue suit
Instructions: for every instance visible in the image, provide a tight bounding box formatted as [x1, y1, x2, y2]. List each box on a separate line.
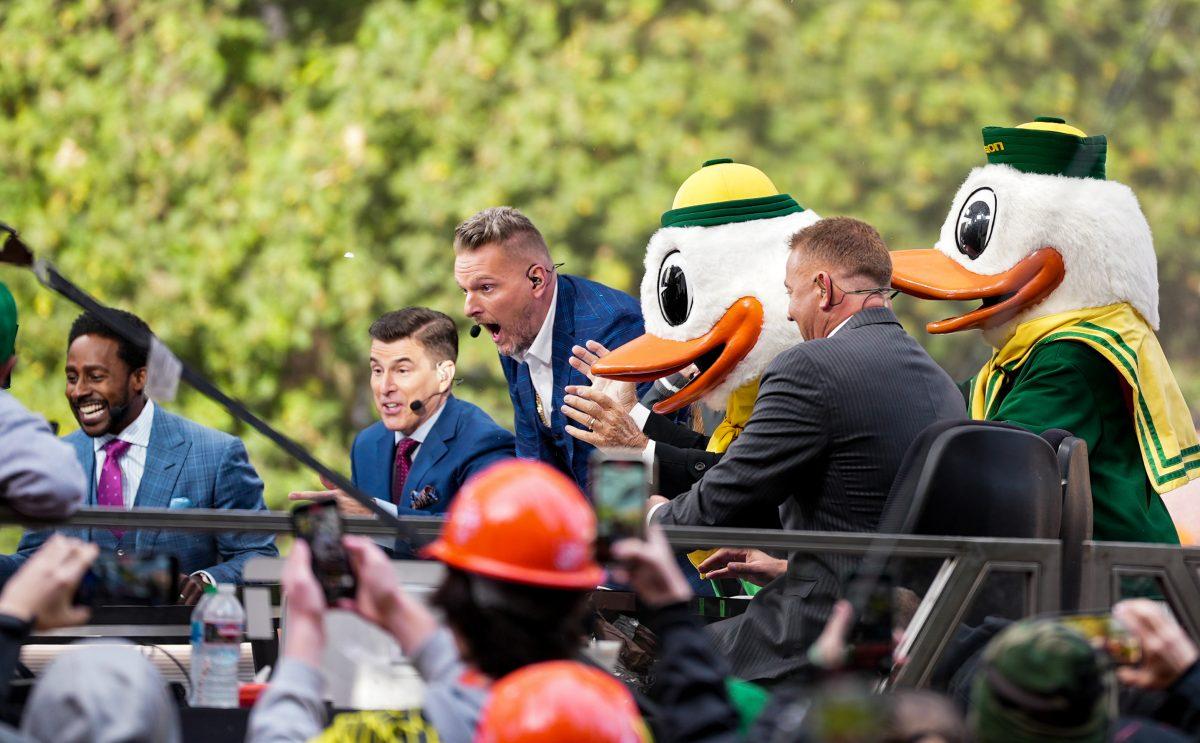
[290, 307, 513, 519]
[1, 310, 278, 603]
[453, 207, 645, 488]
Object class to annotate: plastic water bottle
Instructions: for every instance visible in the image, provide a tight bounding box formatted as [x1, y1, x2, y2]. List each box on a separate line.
[190, 583, 245, 707]
[189, 583, 218, 644]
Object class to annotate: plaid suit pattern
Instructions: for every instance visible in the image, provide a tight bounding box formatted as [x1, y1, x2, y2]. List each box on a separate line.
[499, 274, 647, 488]
[5, 405, 278, 584]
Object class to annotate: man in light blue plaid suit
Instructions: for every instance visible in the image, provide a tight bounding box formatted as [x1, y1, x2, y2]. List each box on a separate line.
[0, 310, 277, 603]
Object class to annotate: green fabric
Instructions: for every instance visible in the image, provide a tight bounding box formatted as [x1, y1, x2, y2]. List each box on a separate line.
[970, 620, 1113, 743]
[724, 677, 770, 733]
[986, 341, 1179, 544]
[983, 126, 1107, 180]
[660, 193, 804, 228]
[0, 282, 16, 360]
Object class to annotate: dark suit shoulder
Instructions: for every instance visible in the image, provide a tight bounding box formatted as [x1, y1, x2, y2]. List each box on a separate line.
[561, 274, 641, 325]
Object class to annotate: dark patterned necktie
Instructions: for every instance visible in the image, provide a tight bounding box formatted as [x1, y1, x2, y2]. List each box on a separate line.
[391, 438, 420, 506]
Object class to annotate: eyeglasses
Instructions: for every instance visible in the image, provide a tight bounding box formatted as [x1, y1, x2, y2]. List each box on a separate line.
[816, 275, 898, 306]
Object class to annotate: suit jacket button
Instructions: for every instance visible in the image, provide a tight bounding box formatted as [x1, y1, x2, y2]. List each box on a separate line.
[116, 549, 126, 557]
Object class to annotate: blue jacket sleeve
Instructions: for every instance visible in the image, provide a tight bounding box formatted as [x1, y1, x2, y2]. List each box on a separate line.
[201, 438, 279, 584]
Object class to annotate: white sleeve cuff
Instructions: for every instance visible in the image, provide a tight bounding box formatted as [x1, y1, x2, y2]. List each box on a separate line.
[630, 403, 651, 430]
[375, 498, 398, 517]
[641, 440, 656, 482]
[191, 570, 215, 585]
[646, 500, 669, 527]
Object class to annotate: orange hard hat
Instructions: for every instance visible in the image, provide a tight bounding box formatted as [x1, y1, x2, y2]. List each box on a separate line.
[422, 459, 605, 589]
[475, 661, 649, 743]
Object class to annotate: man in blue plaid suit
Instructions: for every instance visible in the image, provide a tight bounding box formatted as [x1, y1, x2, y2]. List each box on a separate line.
[0, 310, 277, 603]
[453, 207, 646, 488]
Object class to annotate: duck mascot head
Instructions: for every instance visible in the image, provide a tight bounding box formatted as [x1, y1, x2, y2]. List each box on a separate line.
[890, 117, 1196, 543]
[592, 158, 819, 449]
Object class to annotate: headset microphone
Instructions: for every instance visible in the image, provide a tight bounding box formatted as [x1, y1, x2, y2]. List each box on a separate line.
[469, 324, 482, 338]
[409, 399, 424, 413]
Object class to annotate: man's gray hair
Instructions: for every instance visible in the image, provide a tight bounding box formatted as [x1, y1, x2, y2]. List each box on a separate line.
[453, 206, 549, 257]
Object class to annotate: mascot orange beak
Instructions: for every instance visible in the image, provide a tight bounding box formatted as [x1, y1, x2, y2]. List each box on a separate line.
[890, 247, 1066, 334]
[592, 297, 763, 414]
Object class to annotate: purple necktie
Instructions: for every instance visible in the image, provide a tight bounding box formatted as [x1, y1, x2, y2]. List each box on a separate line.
[391, 438, 420, 506]
[98, 439, 131, 537]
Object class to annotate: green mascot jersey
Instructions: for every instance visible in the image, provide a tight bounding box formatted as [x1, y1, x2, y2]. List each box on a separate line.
[981, 340, 1178, 544]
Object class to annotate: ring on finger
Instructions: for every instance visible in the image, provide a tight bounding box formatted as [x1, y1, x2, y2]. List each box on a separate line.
[588, 416, 597, 428]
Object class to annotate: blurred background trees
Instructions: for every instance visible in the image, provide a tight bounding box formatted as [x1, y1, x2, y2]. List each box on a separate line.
[1, 0, 1197, 516]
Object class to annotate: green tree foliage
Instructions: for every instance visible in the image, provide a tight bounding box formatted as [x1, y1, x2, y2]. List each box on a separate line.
[1, 0, 1197, 516]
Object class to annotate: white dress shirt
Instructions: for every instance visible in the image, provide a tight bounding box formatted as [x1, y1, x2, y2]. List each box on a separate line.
[372, 401, 447, 517]
[644, 314, 856, 521]
[517, 284, 559, 427]
[92, 400, 155, 509]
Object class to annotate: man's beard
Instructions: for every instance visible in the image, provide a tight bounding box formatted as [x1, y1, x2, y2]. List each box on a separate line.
[104, 386, 137, 433]
[501, 314, 542, 359]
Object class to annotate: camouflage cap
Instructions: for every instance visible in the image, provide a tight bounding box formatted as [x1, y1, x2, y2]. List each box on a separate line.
[970, 619, 1115, 743]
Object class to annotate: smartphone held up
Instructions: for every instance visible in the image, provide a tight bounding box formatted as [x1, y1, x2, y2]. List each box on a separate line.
[588, 448, 653, 561]
[291, 500, 358, 606]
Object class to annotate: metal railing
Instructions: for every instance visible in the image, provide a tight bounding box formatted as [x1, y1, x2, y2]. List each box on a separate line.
[4, 506, 1200, 689]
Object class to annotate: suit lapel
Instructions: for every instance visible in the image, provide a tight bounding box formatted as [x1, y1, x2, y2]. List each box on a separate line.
[371, 425, 394, 498]
[404, 396, 458, 501]
[69, 435, 105, 545]
[512, 359, 543, 457]
[549, 277, 578, 445]
[134, 408, 191, 553]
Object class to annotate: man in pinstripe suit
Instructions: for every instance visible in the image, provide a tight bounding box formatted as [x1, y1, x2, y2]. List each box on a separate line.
[650, 217, 965, 683]
[1, 310, 278, 603]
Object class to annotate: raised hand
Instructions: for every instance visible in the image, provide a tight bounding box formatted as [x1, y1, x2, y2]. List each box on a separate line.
[696, 547, 787, 586]
[569, 340, 638, 413]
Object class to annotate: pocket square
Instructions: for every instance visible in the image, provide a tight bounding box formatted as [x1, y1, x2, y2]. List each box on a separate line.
[168, 497, 194, 510]
[409, 486, 440, 511]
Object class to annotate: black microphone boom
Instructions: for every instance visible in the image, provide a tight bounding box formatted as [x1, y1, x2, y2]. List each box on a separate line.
[469, 324, 482, 338]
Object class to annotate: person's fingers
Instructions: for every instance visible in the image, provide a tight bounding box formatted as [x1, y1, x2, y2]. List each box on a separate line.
[319, 474, 338, 491]
[826, 599, 856, 640]
[697, 548, 740, 573]
[560, 404, 594, 426]
[343, 536, 392, 575]
[585, 340, 611, 357]
[564, 425, 603, 447]
[1116, 666, 1153, 688]
[700, 566, 741, 580]
[610, 538, 653, 565]
[61, 606, 90, 627]
[573, 343, 600, 364]
[568, 357, 590, 376]
[571, 386, 619, 410]
[289, 491, 334, 501]
[563, 393, 603, 417]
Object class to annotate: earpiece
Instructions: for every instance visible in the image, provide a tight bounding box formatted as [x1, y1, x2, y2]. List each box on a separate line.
[526, 264, 543, 287]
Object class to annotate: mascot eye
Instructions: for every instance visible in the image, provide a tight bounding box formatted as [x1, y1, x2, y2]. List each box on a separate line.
[657, 250, 692, 327]
[955, 187, 998, 260]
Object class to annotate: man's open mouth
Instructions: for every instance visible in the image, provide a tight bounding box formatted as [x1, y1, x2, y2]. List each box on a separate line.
[482, 322, 501, 341]
[592, 297, 764, 414]
[74, 400, 108, 425]
[890, 248, 1066, 334]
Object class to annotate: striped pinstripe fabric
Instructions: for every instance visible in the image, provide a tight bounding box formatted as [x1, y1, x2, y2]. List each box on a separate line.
[656, 307, 966, 682]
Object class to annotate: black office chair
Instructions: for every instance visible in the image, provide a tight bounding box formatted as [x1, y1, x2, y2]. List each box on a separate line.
[880, 419, 1062, 538]
[874, 419, 1062, 623]
[1041, 428, 1093, 611]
